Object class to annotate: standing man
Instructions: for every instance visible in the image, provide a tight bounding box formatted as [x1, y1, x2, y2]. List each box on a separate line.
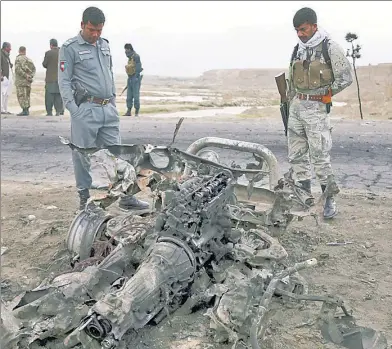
[1, 42, 13, 114]
[14, 46, 36, 116]
[287, 7, 353, 218]
[58, 6, 148, 211]
[123, 43, 143, 117]
[43, 38, 64, 116]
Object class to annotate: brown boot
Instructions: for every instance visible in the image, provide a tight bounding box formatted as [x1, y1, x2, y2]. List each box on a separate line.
[123, 108, 132, 116]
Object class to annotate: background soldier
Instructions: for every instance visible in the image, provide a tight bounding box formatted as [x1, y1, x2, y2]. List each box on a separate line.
[58, 6, 148, 211]
[43, 38, 64, 116]
[1, 42, 13, 114]
[14, 46, 36, 116]
[123, 43, 143, 117]
[287, 7, 353, 218]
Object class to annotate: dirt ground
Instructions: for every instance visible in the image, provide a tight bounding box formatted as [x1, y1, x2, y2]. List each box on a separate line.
[1, 179, 391, 348]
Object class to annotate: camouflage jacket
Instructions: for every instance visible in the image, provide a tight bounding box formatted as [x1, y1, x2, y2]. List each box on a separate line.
[15, 54, 36, 87]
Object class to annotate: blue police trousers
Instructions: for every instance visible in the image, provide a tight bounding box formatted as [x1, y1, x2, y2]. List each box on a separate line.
[70, 101, 121, 190]
[126, 76, 141, 110]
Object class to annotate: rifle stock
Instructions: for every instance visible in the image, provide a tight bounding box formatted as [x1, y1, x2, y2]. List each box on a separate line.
[120, 85, 128, 96]
[275, 72, 288, 103]
[275, 72, 289, 137]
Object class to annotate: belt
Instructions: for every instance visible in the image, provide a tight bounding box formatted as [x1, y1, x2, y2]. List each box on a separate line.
[297, 93, 324, 102]
[88, 96, 112, 105]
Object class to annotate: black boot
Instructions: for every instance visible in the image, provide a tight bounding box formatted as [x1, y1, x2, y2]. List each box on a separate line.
[123, 108, 132, 116]
[17, 108, 28, 116]
[135, 108, 140, 117]
[321, 185, 337, 219]
[78, 189, 90, 211]
[119, 195, 149, 211]
[298, 179, 314, 206]
[25, 107, 30, 116]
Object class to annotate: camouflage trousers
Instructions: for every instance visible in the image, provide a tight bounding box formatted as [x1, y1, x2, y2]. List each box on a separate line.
[16, 85, 31, 109]
[287, 97, 333, 186]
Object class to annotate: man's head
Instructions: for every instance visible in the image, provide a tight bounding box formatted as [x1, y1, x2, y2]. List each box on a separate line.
[81, 6, 105, 44]
[18, 46, 26, 55]
[124, 43, 134, 56]
[50, 38, 58, 49]
[2, 42, 11, 53]
[293, 7, 318, 43]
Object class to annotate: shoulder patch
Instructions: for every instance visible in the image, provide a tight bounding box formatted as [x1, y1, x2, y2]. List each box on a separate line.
[63, 37, 78, 47]
[102, 38, 109, 43]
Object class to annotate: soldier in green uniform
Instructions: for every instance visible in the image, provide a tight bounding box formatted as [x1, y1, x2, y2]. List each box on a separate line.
[14, 46, 36, 116]
[287, 7, 353, 218]
[123, 43, 143, 117]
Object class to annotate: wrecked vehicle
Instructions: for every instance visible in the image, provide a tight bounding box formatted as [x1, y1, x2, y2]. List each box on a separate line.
[1, 127, 388, 349]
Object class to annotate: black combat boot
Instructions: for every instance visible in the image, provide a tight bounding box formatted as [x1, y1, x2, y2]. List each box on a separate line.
[321, 184, 337, 219]
[298, 179, 314, 206]
[78, 188, 90, 211]
[123, 108, 132, 116]
[135, 108, 140, 117]
[17, 108, 28, 116]
[119, 195, 149, 211]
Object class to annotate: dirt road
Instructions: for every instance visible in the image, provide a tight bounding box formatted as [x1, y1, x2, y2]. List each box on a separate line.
[1, 115, 392, 192]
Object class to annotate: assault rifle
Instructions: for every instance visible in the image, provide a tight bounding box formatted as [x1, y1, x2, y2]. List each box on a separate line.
[275, 72, 289, 137]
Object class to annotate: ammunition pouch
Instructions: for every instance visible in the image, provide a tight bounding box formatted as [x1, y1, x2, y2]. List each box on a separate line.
[292, 60, 333, 90]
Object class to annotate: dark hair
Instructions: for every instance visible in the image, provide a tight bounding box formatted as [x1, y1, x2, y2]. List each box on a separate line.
[50, 38, 58, 47]
[124, 43, 134, 50]
[82, 6, 105, 25]
[293, 7, 317, 27]
[19, 46, 26, 52]
[2, 42, 10, 49]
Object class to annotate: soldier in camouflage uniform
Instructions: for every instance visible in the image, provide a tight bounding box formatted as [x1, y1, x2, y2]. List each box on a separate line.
[287, 8, 353, 218]
[14, 46, 36, 116]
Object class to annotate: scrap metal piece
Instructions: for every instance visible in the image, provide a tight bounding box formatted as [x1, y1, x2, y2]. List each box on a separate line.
[184, 136, 280, 189]
[86, 237, 196, 342]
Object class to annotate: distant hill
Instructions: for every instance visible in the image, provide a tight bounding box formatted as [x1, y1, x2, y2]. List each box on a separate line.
[195, 64, 392, 101]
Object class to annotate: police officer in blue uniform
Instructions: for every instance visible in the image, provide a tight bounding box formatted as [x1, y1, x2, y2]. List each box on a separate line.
[59, 6, 148, 211]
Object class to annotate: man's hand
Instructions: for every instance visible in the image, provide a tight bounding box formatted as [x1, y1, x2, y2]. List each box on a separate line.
[27, 75, 33, 83]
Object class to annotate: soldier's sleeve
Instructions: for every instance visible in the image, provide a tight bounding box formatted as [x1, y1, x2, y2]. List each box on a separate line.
[31, 60, 36, 77]
[134, 53, 143, 75]
[42, 52, 48, 68]
[110, 49, 116, 96]
[58, 45, 78, 114]
[329, 40, 353, 96]
[15, 58, 24, 78]
[18, 58, 33, 79]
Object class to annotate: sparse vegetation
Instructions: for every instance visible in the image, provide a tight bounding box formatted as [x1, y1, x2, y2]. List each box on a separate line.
[345, 32, 363, 119]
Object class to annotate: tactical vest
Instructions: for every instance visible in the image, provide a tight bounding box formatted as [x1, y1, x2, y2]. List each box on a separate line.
[125, 54, 136, 76]
[291, 39, 334, 90]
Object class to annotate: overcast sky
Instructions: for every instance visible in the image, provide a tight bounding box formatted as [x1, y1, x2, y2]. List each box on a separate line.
[2, 1, 391, 76]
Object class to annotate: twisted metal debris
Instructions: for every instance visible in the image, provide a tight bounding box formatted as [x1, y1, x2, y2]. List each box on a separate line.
[1, 133, 387, 349]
